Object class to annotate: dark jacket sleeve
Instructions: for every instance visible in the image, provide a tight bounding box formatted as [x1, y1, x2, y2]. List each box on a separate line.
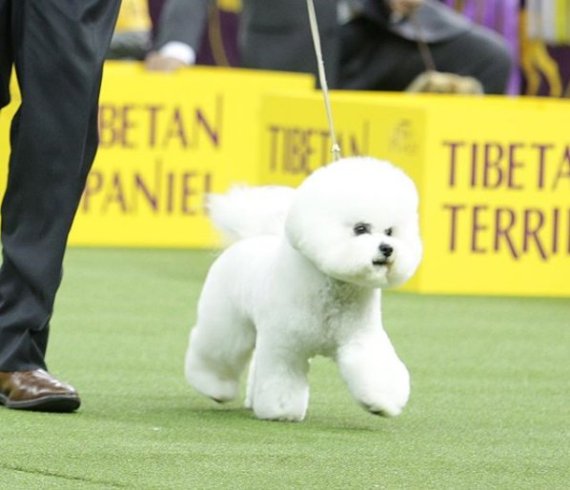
[362, 0, 471, 43]
[153, 0, 212, 51]
[239, 0, 340, 84]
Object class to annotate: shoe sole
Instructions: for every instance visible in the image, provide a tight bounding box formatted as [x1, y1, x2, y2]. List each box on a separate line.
[0, 394, 81, 413]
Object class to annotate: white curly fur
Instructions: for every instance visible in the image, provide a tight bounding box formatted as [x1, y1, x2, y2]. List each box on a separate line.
[206, 185, 295, 243]
[185, 156, 422, 421]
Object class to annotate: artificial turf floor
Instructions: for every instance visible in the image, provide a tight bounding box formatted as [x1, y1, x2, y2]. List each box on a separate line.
[1, 248, 568, 489]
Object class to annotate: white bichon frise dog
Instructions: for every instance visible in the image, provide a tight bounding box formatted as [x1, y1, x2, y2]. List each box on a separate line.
[185, 156, 422, 421]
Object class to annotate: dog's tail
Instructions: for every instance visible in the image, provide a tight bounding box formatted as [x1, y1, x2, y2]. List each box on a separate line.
[207, 185, 295, 243]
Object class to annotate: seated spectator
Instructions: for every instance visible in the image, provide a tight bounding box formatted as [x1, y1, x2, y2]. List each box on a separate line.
[146, 0, 513, 94]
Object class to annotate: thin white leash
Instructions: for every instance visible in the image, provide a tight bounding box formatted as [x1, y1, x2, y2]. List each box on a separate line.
[410, 11, 437, 72]
[306, 0, 342, 161]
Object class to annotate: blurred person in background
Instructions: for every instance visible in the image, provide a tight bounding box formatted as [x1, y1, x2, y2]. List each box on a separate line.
[0, 0, 121, 412]
[145, 0, 513, 94]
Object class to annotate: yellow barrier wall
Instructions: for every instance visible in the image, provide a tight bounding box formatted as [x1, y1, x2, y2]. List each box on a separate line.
[260, 92, 570, 297]
[0, 64, 313, 248]
[1, 64, 569, 297]
[72, 63, 312, 248]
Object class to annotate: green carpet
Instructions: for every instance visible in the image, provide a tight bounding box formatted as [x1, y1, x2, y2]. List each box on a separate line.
[2, 248, 568, 489]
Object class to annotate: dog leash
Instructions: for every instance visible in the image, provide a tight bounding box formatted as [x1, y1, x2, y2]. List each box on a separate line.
[306, 0, 342, 161]
[409, 11, 437, 72]
[306, 2, 430, 159]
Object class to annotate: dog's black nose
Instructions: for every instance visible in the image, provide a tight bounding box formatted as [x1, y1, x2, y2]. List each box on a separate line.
[379, 243, 393, 257]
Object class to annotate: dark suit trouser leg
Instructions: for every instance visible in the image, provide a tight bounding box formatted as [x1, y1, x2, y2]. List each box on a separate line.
[339, 18, 512, 94]
[0, 0, 120, 371]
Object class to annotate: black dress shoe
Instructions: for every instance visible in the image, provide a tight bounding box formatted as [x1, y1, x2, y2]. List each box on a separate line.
[0, 369, 81, 412]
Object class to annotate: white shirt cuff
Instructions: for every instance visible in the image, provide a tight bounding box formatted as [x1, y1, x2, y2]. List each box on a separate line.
[159, 42, 197, 66]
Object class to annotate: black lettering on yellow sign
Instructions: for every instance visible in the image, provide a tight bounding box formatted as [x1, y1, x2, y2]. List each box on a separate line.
[443, 140, 570, 191]
[80, 159, 212, 216]
[443, 204, 570, 261]
[97, 96, 224, 150]
[266, 122, 370, 174]
[441, 140, 570, 261]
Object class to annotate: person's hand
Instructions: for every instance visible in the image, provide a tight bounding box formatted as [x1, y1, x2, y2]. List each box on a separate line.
[388, 0, 423, 17]
[145, 52, 187, 72]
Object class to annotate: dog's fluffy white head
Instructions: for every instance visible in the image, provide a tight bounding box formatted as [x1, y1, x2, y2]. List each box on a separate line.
[285, 157, 422, 288]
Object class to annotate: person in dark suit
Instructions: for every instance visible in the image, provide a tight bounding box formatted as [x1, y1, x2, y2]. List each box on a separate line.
[145, 0, 512, 94]
[0, 0, 121, 412]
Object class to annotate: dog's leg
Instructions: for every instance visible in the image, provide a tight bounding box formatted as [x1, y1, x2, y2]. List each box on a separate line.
[249, 334, 310, 422]
[336, 329, 410, 417]
[185, 308, 255, 403]
[244, 353, 255, 409]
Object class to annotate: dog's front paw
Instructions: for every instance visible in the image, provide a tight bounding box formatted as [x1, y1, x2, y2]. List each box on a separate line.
[253, 399, 307, 422]
[361, 390, 408, 418]
[359, 363, 410, 417]
[251, 380, 309, 422]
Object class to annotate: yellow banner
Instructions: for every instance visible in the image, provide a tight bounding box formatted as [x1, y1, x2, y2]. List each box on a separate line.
[73, 63, 312, 247]
[2, 63, 569, 297]
[0, 63, 313, 248]
[260, 92, 570, 297]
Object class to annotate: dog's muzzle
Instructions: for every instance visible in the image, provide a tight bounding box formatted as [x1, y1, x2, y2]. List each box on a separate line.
[372, 243, 394, 266]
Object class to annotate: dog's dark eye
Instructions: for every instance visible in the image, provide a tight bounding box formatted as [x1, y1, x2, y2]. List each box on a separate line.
[385, 227, 393, 236]
[353, 223, 371, 235]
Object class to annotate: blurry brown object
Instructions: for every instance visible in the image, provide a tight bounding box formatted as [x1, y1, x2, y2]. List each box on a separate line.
[389, 0, 423, 18]
[406, 9, 484, 94]
[406, 70, 484, 94]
